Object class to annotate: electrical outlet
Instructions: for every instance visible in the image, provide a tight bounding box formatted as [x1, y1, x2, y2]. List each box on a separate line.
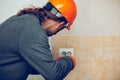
[59, 48, 74, 57]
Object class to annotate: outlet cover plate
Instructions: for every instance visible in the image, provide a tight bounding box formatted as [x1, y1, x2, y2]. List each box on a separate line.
[59, 48, 74, 57]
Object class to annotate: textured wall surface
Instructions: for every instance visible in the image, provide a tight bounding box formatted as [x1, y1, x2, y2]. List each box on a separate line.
[1, 0, 119, 80]
[51, 35, 120, 80]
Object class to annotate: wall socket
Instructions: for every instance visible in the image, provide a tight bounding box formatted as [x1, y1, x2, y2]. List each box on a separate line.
[59, 48, 74, 57]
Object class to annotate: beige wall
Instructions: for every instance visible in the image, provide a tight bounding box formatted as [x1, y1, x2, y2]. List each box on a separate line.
[51, 36, 120, 80]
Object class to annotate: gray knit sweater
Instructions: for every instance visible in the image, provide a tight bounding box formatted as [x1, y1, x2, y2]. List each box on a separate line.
[0, 14, 74, 80]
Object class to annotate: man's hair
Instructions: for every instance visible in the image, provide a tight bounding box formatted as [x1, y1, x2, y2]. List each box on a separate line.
[17, 6, 47, 24]
[17, 6, 67, 24]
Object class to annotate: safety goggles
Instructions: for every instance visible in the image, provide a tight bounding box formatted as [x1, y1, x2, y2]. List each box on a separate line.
[43, 2, 69, 27]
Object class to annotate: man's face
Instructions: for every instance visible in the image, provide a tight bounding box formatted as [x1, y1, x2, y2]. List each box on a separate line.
[45, 21, 66, 36]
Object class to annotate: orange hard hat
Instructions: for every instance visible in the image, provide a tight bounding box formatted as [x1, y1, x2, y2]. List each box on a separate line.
[49, 0, 77, 30]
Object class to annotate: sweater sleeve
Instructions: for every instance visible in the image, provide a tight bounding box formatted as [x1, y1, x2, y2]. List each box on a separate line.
[18, 17, 74, 80]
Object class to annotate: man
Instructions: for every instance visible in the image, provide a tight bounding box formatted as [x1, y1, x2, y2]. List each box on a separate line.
[0, 0, 77, 80]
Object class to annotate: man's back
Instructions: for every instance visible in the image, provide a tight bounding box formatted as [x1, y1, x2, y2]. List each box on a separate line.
[0, 14, 37, 80]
